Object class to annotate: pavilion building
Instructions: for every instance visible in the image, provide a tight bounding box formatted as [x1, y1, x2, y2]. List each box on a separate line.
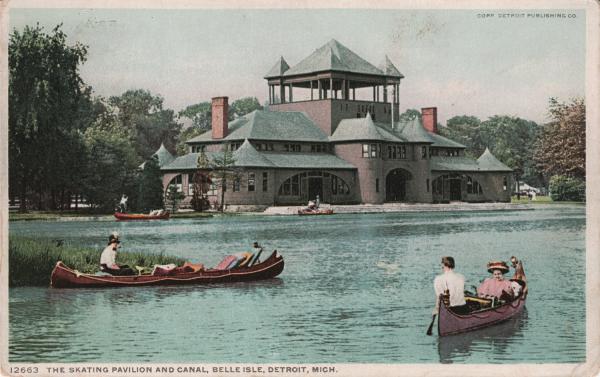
[160, 39, 512, 208]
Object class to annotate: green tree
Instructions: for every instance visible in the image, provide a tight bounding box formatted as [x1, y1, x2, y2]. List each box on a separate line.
[191, 151, 211, 211]
[176, 97, 263, 154]
[439, 116, 485, 158]
[210, 148, 240, 212]
[109, 89, 182, 162]
[179, 102, 212, 131]
[549, 175, 585, 201]
[479, 116, 540, 189]
[9, 24, 92, 211]
[136, 156, 164, 212]
[534, 98, 585, 181]
[81, 123, 138, 212]
[165, 184, 185, 212]
[231, 96, 263, 118]
[397, 108, 422, 122]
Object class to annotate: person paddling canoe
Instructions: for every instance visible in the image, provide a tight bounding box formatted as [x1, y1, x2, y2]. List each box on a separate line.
[428, 256, 469, 335]
[100, 232, 135, 276]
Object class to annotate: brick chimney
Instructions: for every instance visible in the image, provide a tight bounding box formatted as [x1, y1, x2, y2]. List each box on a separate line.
[211, 96, 229, 139]
[421, 107, 438, 134]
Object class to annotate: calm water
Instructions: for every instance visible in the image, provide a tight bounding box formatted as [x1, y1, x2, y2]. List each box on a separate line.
[9, 206, 585, 363]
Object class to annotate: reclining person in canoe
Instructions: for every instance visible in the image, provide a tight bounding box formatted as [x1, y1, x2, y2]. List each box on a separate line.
[99, 232, 135, 276]
[477, 261, 520, 301]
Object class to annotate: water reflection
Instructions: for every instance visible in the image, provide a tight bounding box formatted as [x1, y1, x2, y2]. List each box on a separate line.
[437, 308, 528, 363]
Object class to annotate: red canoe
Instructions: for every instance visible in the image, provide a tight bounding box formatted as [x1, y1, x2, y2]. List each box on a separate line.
[297, 208, 334, 216]
[438, 259, 527, 336]
[438, 289, 527, 336]
[114, 212, 170, 220]
[50, 251, 284, 288]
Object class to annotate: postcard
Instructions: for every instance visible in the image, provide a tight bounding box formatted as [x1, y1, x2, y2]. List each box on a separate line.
[1, 1, 598, 376]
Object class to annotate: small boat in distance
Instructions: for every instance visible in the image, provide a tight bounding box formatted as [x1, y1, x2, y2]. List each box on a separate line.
[437, 257, 527, 336]
[297, 208, 334, 216]
[114, 211, 170, 221]
[51, 251, 284, 288]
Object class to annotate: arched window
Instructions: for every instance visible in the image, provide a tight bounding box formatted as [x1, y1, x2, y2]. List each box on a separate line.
[168, 175, 183, 193]
[466, 176, 483, 195]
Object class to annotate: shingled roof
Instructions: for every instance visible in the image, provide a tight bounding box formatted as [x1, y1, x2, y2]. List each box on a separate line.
[186, 110, 329, 144]
[140, 143, 175, 169]
[428, 132, 466, 148]
[378, 55, 404, 78]
[282, 39, 385, 77]
[264, 56, 290, 78]
[161, 142, 355, 171]
[330, 113, 404, 142]
[394, 118, 435, 143]
[431, 148, 513, 172]
[477, 148, 513, 172]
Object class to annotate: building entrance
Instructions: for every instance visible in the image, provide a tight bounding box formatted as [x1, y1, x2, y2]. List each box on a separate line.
[449, 179, 462, 201]
[386, 169, 412, 202]
[308, 177, 323, 202]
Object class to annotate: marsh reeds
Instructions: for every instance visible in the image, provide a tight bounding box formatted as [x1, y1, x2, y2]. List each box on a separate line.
[9, 236, 185, 286]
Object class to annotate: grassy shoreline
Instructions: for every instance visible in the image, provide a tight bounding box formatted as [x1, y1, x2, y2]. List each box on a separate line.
[9, 236, 185, 287]
[9, 211, 214, 221]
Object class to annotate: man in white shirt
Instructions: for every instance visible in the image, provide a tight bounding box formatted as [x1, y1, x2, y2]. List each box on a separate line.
[433, 256, 469, 315]
[100, 233, 134, 276]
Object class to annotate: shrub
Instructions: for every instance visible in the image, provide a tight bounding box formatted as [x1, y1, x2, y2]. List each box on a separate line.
[9, 236, 185, 286]
[549, 175, 585, 202]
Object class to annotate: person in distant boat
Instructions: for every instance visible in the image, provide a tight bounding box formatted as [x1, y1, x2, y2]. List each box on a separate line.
[251, 241, 263, 265]
[119, 194, 128, 212]
[477, 261, 513, 301]
[100, 233, 134, 276]
[433, 256, 469, 315]
[315, 195, 320, 208]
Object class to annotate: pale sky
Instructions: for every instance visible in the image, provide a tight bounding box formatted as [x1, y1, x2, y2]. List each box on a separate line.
[9, 8, 586, 124]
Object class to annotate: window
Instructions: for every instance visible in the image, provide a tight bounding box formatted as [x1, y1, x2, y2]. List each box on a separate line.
[311, 144, 325, 153]
[256, 143, 274, 151]
[430, 148, 439, 156]
[170, 175, 183, 193]
[188, 173, 195, 194]
[229, 142, 242, 151]
[331, 175, 350, 195]
[370, 144, 378, 158]
[376, 178, 380, 193]
[262, 172, 268, 192]
[387, 145, 406, 160]
[278, 174, 300, 196]
[233, 177, 241, 192]
[208, 182, 217, 196]
[422, 146, 428, 159]
[191, 145, 206, 153]
[284, 144, 301, 152]
[503, 176, 508, 191]
[362, 144, 369, 158]
[466, 176, 483, 195]
[426, 179, 430, 192]
[291, 174, 300, 195]
[248, 173, 255, 192]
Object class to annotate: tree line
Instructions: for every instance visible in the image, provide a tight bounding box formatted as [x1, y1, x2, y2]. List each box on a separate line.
[400, 97, 585, 201]
[9, 25, 586, 212]
[9, 25, 262, 212]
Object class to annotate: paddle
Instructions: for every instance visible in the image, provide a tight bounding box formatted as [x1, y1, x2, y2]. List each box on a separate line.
[426, 314, 436, 336]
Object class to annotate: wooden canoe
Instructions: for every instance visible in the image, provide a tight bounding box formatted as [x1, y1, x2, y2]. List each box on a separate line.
[438, 286, 527, 336]
[438, 258, 527, 336]
[114, 212, 170, 220]
[297, 208, 334, 216]
[50, 251, 284, 288]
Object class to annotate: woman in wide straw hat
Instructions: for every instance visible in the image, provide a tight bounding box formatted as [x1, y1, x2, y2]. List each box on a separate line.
[476, 261, 513, 300]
